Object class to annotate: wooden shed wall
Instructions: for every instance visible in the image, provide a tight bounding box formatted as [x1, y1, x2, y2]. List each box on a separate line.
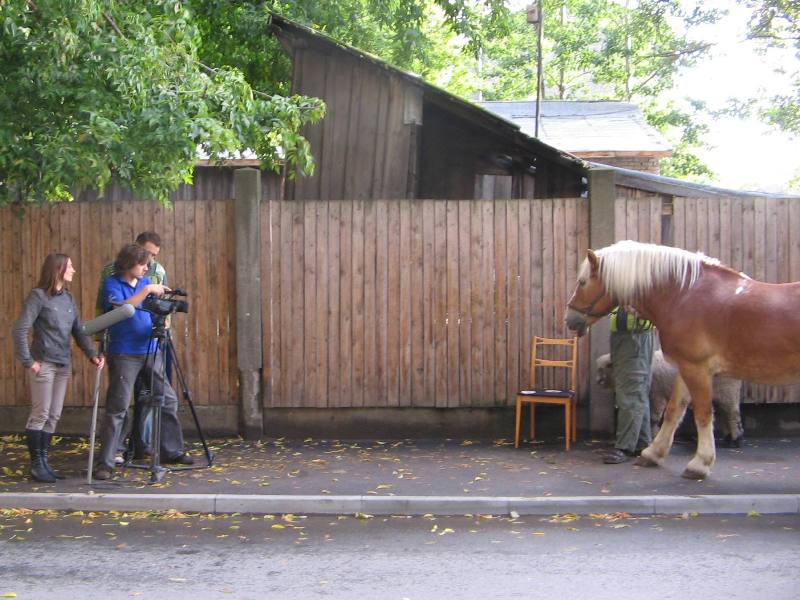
[286, 48, 416, 200]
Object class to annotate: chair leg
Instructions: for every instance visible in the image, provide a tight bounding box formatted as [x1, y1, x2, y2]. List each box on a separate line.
[529, 403, 536, 442]
[565, 402, 571, 451]
[514, 398, 522, 449]
[571, 400, 577, 442]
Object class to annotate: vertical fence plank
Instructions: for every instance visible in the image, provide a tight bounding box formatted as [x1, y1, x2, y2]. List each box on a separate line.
[351, 199, 366, 407]
[387, 199, 401, 407]
[337, 199, 353, 408]
[421, 199, 436, 407]
[446, 199, 461, 407]
[517, 198, 533, 396]
[410, 199, 425, 406]
[433, 199, 448, 407]
[399, 199, 413, 407]
[326, 200, 340, 408]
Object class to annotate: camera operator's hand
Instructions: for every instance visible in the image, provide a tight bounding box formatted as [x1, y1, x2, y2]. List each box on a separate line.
[146, 283, 170, 297]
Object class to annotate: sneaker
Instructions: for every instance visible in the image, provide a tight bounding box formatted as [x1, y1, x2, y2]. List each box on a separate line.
[94, 466, 114, 480]
[162, 453, 194, 466]
[603, 448, 633, 464]
[114, 454, 124, 466]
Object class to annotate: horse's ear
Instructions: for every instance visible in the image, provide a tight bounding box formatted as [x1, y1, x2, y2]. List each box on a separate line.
[587, 249, 599, 275]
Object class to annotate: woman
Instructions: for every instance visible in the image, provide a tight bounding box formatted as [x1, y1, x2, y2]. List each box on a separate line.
[12, 253, 104, 482]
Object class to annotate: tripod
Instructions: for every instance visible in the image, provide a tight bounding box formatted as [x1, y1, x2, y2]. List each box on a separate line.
[124, 314, 214, 483]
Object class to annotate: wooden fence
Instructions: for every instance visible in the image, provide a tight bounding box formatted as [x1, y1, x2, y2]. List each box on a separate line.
[616, 187, 800, 403]
[261, 197, 589, 409]
[2, 188, 799, 419]
[0, 200, 238, 411]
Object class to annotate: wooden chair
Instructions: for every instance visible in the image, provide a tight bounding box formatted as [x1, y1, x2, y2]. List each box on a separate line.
[514, 336, 578, 450]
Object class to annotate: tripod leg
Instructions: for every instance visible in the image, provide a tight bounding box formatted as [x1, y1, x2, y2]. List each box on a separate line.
[168, 336, 214, 466]
[144, 338, 167, 483]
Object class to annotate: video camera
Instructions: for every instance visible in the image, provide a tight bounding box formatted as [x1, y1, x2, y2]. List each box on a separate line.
[142, 288, 190, 317]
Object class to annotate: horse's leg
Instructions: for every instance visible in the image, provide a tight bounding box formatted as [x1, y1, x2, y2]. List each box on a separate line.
[680, 368, 716, 479]
[636, 376, 690, 466]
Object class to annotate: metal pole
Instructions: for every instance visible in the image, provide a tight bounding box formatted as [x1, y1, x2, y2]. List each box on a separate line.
[535, 0, 544, 138]
[86, 362, 104, 484]
[527, 3, 545, 138]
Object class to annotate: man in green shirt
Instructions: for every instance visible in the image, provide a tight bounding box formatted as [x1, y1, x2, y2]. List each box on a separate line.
[97, 231, 168, 463]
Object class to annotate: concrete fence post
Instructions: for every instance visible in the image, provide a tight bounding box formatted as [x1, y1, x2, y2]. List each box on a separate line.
[587, 167, 616, 435]
[234, 168, 264, 439]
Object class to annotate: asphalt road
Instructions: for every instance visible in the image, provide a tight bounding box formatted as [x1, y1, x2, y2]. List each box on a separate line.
[1, 510, 798, 599]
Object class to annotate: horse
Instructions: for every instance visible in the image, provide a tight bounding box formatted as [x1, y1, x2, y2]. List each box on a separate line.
[564, 239, 800, 479]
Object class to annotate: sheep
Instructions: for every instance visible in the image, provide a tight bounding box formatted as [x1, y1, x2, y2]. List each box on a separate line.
[596, 350, 743, 447]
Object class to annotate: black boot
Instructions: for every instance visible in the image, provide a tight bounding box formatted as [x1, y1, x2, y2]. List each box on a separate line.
[40, 431, 65, 480]
[25, 429, 56, 483]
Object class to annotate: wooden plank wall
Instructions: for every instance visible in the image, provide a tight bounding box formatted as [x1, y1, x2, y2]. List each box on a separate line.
[262, 197, 590, 408]
[288, 50, 414, 201]
[614, 188, 664, 243]
[0, 200, 237, 409]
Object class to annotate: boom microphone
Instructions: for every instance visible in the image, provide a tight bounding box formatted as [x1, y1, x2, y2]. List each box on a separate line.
[81, 304, 135, 336]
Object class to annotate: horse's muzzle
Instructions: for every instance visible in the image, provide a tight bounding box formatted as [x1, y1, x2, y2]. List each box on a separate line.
[565, 308, 589, 337]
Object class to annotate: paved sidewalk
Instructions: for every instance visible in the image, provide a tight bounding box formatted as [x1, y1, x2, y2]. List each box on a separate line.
[1, 435, 799, 515]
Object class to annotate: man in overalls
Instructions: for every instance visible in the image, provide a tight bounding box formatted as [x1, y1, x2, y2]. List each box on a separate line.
[604, 306, 654, 464]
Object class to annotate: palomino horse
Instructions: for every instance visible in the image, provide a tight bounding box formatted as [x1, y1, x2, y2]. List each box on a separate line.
[565, 240, 800, 479]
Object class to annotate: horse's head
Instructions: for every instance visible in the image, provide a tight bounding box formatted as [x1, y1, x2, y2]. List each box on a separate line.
[565, 249, 615, 337]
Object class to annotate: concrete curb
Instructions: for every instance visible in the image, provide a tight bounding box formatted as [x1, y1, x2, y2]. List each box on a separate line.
[2, 492, 799, 516]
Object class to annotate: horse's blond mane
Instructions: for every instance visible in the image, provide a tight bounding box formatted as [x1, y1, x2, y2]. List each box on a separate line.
[581, 240, 720, 303]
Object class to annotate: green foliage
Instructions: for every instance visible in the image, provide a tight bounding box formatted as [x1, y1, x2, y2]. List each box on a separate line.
[470, 1, 719, 180]
[478, 0, 718, 103]
[742, 0, 800, 135]
[647, 101, 715, 182]
[189, 0, 512, 95]
[0, 0, 324, 205]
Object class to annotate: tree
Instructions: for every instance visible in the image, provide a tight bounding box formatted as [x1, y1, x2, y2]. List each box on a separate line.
[1, 0, 514, 205]
[189, 0, 512, 96]
[742, 0, 800, 135]
[474, 0, 720, 181]
[0, 0, 325, 205]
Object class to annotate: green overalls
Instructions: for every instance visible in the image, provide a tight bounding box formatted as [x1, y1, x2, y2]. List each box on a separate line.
[610, 306, 655, 453]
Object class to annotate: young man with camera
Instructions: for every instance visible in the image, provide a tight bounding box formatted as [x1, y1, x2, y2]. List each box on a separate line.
[96, 231, 168, 464]
[94, 244, 192, 480]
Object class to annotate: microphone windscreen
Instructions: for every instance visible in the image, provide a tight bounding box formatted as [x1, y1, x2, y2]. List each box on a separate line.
[81, 304, 135, 336]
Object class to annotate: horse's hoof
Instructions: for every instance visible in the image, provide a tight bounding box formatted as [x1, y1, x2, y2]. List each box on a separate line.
[681, 467, 708, 480]
[636, 447, 662, 467]
[633, 455, 658, 467]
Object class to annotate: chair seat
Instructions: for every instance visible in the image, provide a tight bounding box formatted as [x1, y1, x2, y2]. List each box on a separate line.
[518, 388, 573, 398]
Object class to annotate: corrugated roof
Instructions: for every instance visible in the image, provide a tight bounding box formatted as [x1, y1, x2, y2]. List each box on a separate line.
[479, 101, 672, 155]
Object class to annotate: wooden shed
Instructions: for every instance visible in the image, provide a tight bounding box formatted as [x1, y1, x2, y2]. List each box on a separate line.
[270, 14, 588, 201]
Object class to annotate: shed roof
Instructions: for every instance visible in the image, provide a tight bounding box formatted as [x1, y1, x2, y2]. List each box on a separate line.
[479, 101, 672, 156]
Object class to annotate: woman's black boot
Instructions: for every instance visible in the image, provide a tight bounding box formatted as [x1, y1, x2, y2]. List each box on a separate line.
[25, 429, 56, 483]
[40, 431, 65, 480]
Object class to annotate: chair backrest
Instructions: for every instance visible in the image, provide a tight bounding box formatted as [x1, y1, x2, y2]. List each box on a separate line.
[529, 336, 578, 392]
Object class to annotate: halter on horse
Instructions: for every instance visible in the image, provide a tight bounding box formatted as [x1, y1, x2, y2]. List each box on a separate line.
[565, 240, 800, 479]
